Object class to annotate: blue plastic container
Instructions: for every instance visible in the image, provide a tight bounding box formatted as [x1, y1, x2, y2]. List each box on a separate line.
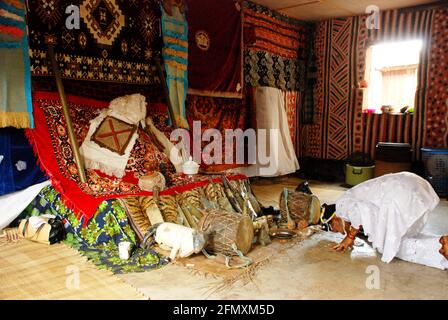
[421, 148, 448, 196]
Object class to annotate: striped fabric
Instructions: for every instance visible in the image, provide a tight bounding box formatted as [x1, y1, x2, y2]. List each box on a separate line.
[0, 0, 33, 128]
[362, 113, 414, 159]
[161, 4, 189, 128]
[243, 3, 306, 60]
[368, 9, 435, 43]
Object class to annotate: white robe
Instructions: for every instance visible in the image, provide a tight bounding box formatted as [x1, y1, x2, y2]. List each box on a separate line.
[242, 87, 299, 177]
[336, 172, 447, 269]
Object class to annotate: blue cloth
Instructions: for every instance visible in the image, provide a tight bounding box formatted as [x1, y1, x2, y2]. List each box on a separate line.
[0, 128, 47, 195]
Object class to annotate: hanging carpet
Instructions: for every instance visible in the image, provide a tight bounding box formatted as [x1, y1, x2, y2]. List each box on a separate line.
[27, 0, 162, 85]
[187, 0, 243, 98]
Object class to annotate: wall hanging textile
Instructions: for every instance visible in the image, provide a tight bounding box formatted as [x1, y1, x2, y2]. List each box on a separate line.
[0, 0, 33, 128]
[241, 86, 299, 177]
[303, 8, 446, 161]
[187, 0, 243, 98]
[31, 77, 165, 105]
[305, 16, 367, 161]
[425, 8, 448, 148]
[243, 1, 307, 60]
[0, 128, 47, 196]
[161, 3, 189, 128]
[25, 185, 168, 274]
[244, 49, 302, 92]
[242, 1, 307, 92]
[186, 94, 249, 172]
[362, 113, 414, 159]
[27, 0, 162, 85]
[27, 92, 246, 221]
[284, 91, 298, 151]
[300, 25, 317, 125]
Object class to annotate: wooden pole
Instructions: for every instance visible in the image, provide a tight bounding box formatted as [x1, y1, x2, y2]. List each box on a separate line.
[47, 46, 87, 183]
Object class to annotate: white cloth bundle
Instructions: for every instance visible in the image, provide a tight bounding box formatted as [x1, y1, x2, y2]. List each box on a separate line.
[108, 94, 147, 125]
[0, 181, 51, 230]
[155, 223, 206, 260]
[80, 94, 147, 178]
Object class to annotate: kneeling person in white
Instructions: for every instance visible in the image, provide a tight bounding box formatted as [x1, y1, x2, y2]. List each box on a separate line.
[324, 172, 448, 270]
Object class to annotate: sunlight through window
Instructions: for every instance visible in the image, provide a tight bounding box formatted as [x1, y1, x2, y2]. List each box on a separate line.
[363, 40, 423, 113]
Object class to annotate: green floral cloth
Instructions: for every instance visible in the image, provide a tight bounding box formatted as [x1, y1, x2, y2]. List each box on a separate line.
[24, 186, 168, 274]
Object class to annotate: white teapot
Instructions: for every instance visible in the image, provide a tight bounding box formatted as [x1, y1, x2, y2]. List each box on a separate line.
[182, 156, 200, 175]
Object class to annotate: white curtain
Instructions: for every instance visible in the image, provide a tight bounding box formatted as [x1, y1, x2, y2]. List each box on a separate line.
[381, 66, 418, 109]
[241, 87, 299, 177]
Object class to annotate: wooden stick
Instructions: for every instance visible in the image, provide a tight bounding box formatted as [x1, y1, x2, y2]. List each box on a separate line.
[47, 46, 87, 183]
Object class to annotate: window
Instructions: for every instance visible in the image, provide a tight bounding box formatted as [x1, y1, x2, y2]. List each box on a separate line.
[362, 40, 423, 113]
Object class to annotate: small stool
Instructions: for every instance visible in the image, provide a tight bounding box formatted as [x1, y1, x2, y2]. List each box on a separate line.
[375, 142, 412, 177]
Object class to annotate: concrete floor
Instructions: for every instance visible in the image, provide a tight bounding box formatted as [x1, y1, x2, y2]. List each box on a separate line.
[119, 177, 448, 300]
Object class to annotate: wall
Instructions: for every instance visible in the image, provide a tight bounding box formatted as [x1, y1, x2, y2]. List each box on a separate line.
[300, 7, 448, 161]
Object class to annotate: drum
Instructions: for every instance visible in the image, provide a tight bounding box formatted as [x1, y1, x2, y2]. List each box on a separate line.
[279, 190, 321, 225]
[198, 209, 254, 256]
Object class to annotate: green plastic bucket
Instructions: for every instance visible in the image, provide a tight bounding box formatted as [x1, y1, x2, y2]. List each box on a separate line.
[345, 164, 375, 186]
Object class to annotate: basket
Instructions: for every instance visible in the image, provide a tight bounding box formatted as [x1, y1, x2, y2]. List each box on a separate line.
[421, 148, 448, 196]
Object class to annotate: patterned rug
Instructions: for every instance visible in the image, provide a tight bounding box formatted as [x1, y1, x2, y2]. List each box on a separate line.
[186, 94, 250, 172]
[27, 0, 162, 85]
